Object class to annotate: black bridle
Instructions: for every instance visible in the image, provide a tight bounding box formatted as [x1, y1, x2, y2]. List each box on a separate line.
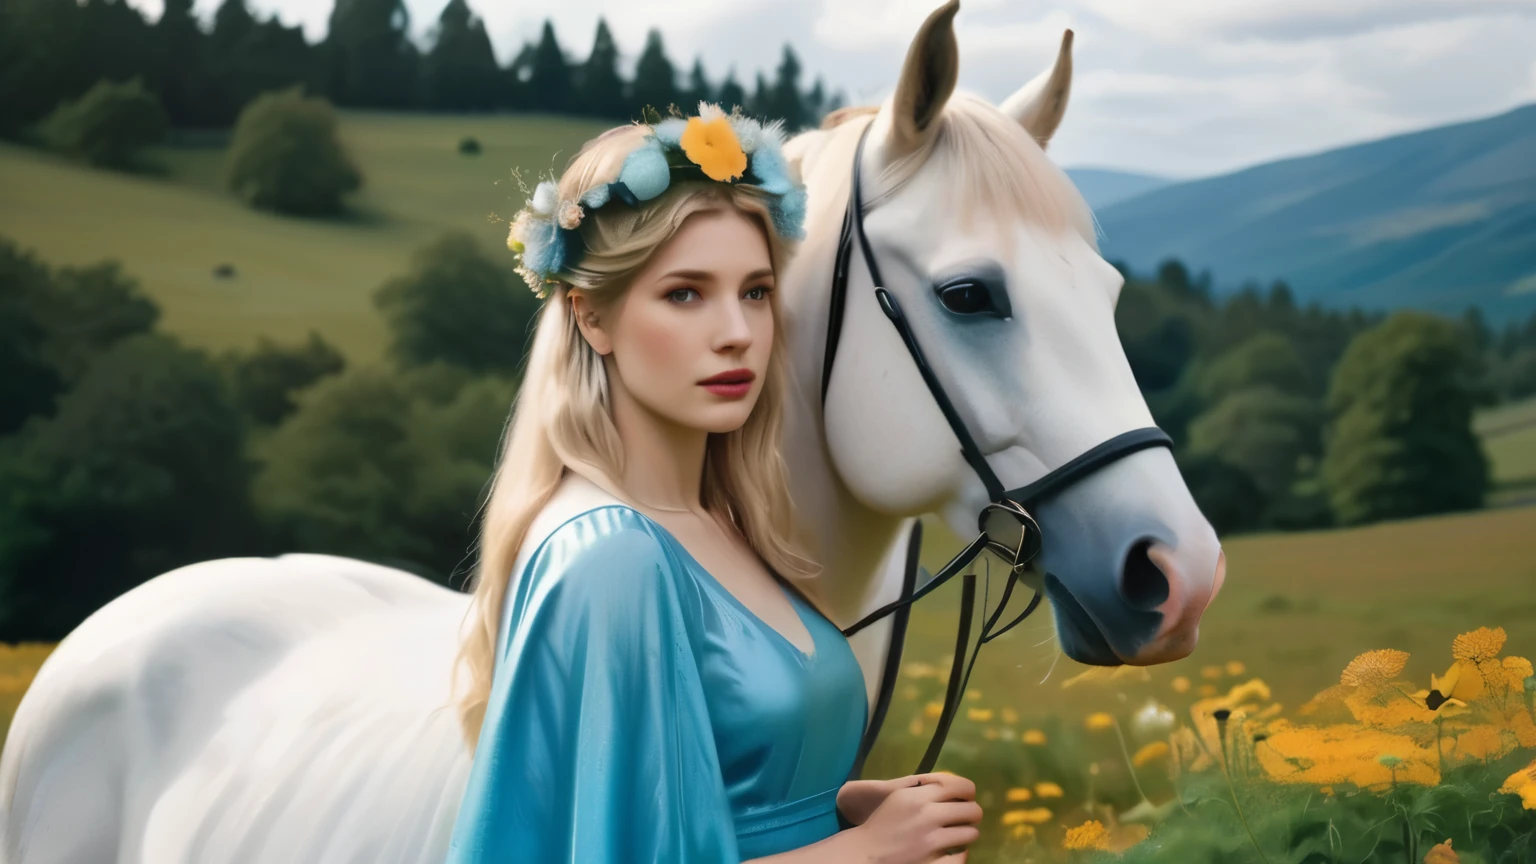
[827, 123, 1174, 779]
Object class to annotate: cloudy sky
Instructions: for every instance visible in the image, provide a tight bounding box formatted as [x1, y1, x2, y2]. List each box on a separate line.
[132, 0, 1536, 178]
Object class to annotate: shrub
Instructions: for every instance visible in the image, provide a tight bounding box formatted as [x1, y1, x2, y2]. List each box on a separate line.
[224, 87, 362, 215]
[36, 77, 168, 170]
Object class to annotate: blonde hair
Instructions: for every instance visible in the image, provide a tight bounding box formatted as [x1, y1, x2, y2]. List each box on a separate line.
[452, 124, 819, 748]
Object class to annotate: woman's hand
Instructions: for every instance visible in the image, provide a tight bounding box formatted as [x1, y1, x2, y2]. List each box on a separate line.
[842, 773, 982, 863]
[837, 773, 976, 827]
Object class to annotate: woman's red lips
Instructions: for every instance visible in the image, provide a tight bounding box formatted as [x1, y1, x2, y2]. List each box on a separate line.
[699, 369, 755, 399]
[698, 369, 755, 385]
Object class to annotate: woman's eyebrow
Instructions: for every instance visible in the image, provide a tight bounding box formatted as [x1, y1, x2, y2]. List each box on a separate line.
[659, 268, 715, 282]
[741, 267, 774, 284]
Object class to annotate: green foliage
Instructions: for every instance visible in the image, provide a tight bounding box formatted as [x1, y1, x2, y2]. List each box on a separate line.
[421, 0, 501, 112]
[219, 331, 346, 426]
[224, 87, 363, 215]
[1492, 347, 1536, 401]
[576, 19, 628, 120]
[252, 363, 515, 585]
[525, 20, 573, 113]
[631, 29, 678, 117]
[1322, 312, 1489, 526]
[324, 0, 419, 109]
[0, 237, 158, 435]
[0, 333, 258, 640]
[1197, 333, 1310, 403]
[37, 76, 167, 169]
[1187, 388, 1323, 505]
[373, 231, 541, 374]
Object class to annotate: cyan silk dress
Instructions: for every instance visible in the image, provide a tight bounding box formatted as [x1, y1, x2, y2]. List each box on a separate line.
[445, 502, 870, 863]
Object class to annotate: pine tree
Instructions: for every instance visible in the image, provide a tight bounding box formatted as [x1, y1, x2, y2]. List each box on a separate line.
[630, 29, 676, 117]
[150, 0, 204, 124]
[716, 69, 747, 113]
[804, 75, 827, 126]
[769, 44, 808, 130]
[748, 71, 771, 118]
[576, 19, 626, 119]
[525, 20, 572, 113]
[423, 0, 500, 111]
[684, 57, 711, 109]
[325, 0, 418, 108]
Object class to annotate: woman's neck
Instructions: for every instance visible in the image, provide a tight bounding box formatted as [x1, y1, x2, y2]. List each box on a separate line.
[608, 376, 709, 513]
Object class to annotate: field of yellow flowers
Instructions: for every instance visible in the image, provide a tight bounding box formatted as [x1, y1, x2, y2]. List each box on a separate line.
[869, 626, 1536, 862]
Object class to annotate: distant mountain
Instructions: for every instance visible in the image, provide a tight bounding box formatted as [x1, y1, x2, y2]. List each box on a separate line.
[1092, 103, 1536, 322]
[1064, 168, 1174, 211]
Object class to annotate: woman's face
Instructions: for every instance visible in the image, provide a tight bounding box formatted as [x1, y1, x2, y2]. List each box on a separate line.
[576, 207, 777, 436]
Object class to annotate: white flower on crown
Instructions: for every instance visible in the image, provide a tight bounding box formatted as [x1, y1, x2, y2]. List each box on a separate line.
[557, 200, 584, 230]
[530, 181, 559, 217]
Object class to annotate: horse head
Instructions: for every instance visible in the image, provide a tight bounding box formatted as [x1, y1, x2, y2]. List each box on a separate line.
[782, 0, 1224, 669]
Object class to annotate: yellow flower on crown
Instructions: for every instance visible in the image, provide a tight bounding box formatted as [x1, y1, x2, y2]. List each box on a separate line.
[681, 116, 747, 181]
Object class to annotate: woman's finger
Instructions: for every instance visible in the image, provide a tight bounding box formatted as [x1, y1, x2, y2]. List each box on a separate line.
[926, 800, 983, 827]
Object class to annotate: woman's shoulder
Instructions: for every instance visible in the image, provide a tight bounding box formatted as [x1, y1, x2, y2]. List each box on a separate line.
[511, 473, 677, 597]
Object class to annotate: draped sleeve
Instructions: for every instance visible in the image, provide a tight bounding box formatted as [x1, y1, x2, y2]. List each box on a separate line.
[445, 511, 740, 863]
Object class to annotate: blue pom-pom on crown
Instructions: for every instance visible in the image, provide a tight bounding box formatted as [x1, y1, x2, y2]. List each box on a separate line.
[507, 105, 807, 296]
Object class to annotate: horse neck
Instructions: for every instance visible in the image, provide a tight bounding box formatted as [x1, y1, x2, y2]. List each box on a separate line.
[780, 199, 907, 622]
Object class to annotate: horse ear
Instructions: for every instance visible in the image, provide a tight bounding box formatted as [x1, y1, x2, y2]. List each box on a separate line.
[887, 0, 960, 158]
[1001, 29, 1073, 149]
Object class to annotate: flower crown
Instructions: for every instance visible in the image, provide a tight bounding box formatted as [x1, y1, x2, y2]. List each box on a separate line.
[506, 103, 808, 297]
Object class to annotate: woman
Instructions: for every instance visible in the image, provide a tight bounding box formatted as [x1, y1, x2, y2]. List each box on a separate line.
[446, 105, 983, 863]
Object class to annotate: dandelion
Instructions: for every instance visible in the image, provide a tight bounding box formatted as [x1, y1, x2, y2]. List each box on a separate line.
[1022, 729, 1047, 745]
[1034, 781, 1064, 798]
[1010, 824, 1036, 841]
[1225, 660, 1247, 677]
[902, 662, 937, 680]
[1171, 675, 1192, 694]
[965, 688, 983, 701]
[923, 701, 943, 719]
[967, 708, 994, 722]
[1339, 649, 1409, 687]
[1199, 685, 1218, 697]
[1201, 665, 1223, 680]
[1132, 700, 1176, 740]
[1500, 756, 1536, 810]
[1005, 787, 1033, 802]
[1085, 712, 1114, 731]
[1063, 820, 1110, 851]
[1001, 707, 1019, 724]
[1452, 626, 1506, 663]
[908, 718, 925, 737]
[1133, 741, 1170, 767]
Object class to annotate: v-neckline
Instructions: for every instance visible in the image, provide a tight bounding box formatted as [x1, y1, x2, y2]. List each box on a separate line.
[630, 509, 819, 662]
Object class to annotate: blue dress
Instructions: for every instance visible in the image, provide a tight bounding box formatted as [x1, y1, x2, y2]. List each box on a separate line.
[445, 504, 870, 863]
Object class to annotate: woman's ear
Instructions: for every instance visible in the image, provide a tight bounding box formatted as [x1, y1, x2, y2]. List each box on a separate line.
[569, 290, 613, 356]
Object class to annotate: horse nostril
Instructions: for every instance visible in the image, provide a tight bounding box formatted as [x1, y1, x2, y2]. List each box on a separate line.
[1120, 539, 1170, 612]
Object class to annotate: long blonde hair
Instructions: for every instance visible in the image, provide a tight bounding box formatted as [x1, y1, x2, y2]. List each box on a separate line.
[452, 124, 818, 748]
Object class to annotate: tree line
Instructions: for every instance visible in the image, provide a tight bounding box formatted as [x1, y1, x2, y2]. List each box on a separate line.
[0, 0, 842, 137]
[1115, 260, 1536, 534]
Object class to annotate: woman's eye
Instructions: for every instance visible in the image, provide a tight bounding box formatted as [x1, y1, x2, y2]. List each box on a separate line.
[744, 285, 772, 301]
[667, 288, 701, 303]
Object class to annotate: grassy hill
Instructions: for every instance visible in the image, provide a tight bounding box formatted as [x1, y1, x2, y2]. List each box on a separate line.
[1093, 102, 1536, 323]
[0, 112, 609, 363]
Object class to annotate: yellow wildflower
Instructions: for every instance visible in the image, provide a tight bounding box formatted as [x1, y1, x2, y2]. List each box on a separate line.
[1034, 781, 1064, 798]
[924, 701, 943, 719]
[1199, 685, 1218, 697]
[1423, 839, 1460, 864]
[1002, 808, 1053, 825]
[1171, 675, 1192, 694]
[1256, 723, 1440, 788]
[1339, 649, 1409, 687]
[1022, 729, 1048, 745]
[1001, 707, 1019, 724]
[1225, 660, 1247, 676]
[966, 688, 983, 701]
[908, 717, 925, 737]
[680, 116, 747, 181]
[903, 662, 937, 680]
[1133, 741, 1170, 767]
[1201, 665, 1223, 680]
[1005, 787, 1033, 802]
[900, 684, 918, 701]
[984, 727, 1000, 740]
[1085, 712, 1115, 731]
[1063, 820, 1110, 851]
[1011, 824, 1036, 840]
[1500, 756, 1536, 809]
[968, 708, 994, 722]
[1452, 627, 1506, 663]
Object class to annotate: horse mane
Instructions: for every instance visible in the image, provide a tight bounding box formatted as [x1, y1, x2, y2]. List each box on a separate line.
[815, 93, 1097, 249]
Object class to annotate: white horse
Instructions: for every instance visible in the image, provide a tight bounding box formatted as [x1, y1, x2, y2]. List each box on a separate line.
[0, 5, 1224, 862]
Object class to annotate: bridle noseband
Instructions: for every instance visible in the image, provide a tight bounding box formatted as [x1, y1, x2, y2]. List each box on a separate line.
[826, 123, 1174, 778]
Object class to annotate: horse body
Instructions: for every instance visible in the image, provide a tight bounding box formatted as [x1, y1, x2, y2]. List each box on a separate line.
[2, 5, 1224, 862]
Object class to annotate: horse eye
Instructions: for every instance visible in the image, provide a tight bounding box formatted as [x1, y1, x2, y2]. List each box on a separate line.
[938, 280, 993, 315]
